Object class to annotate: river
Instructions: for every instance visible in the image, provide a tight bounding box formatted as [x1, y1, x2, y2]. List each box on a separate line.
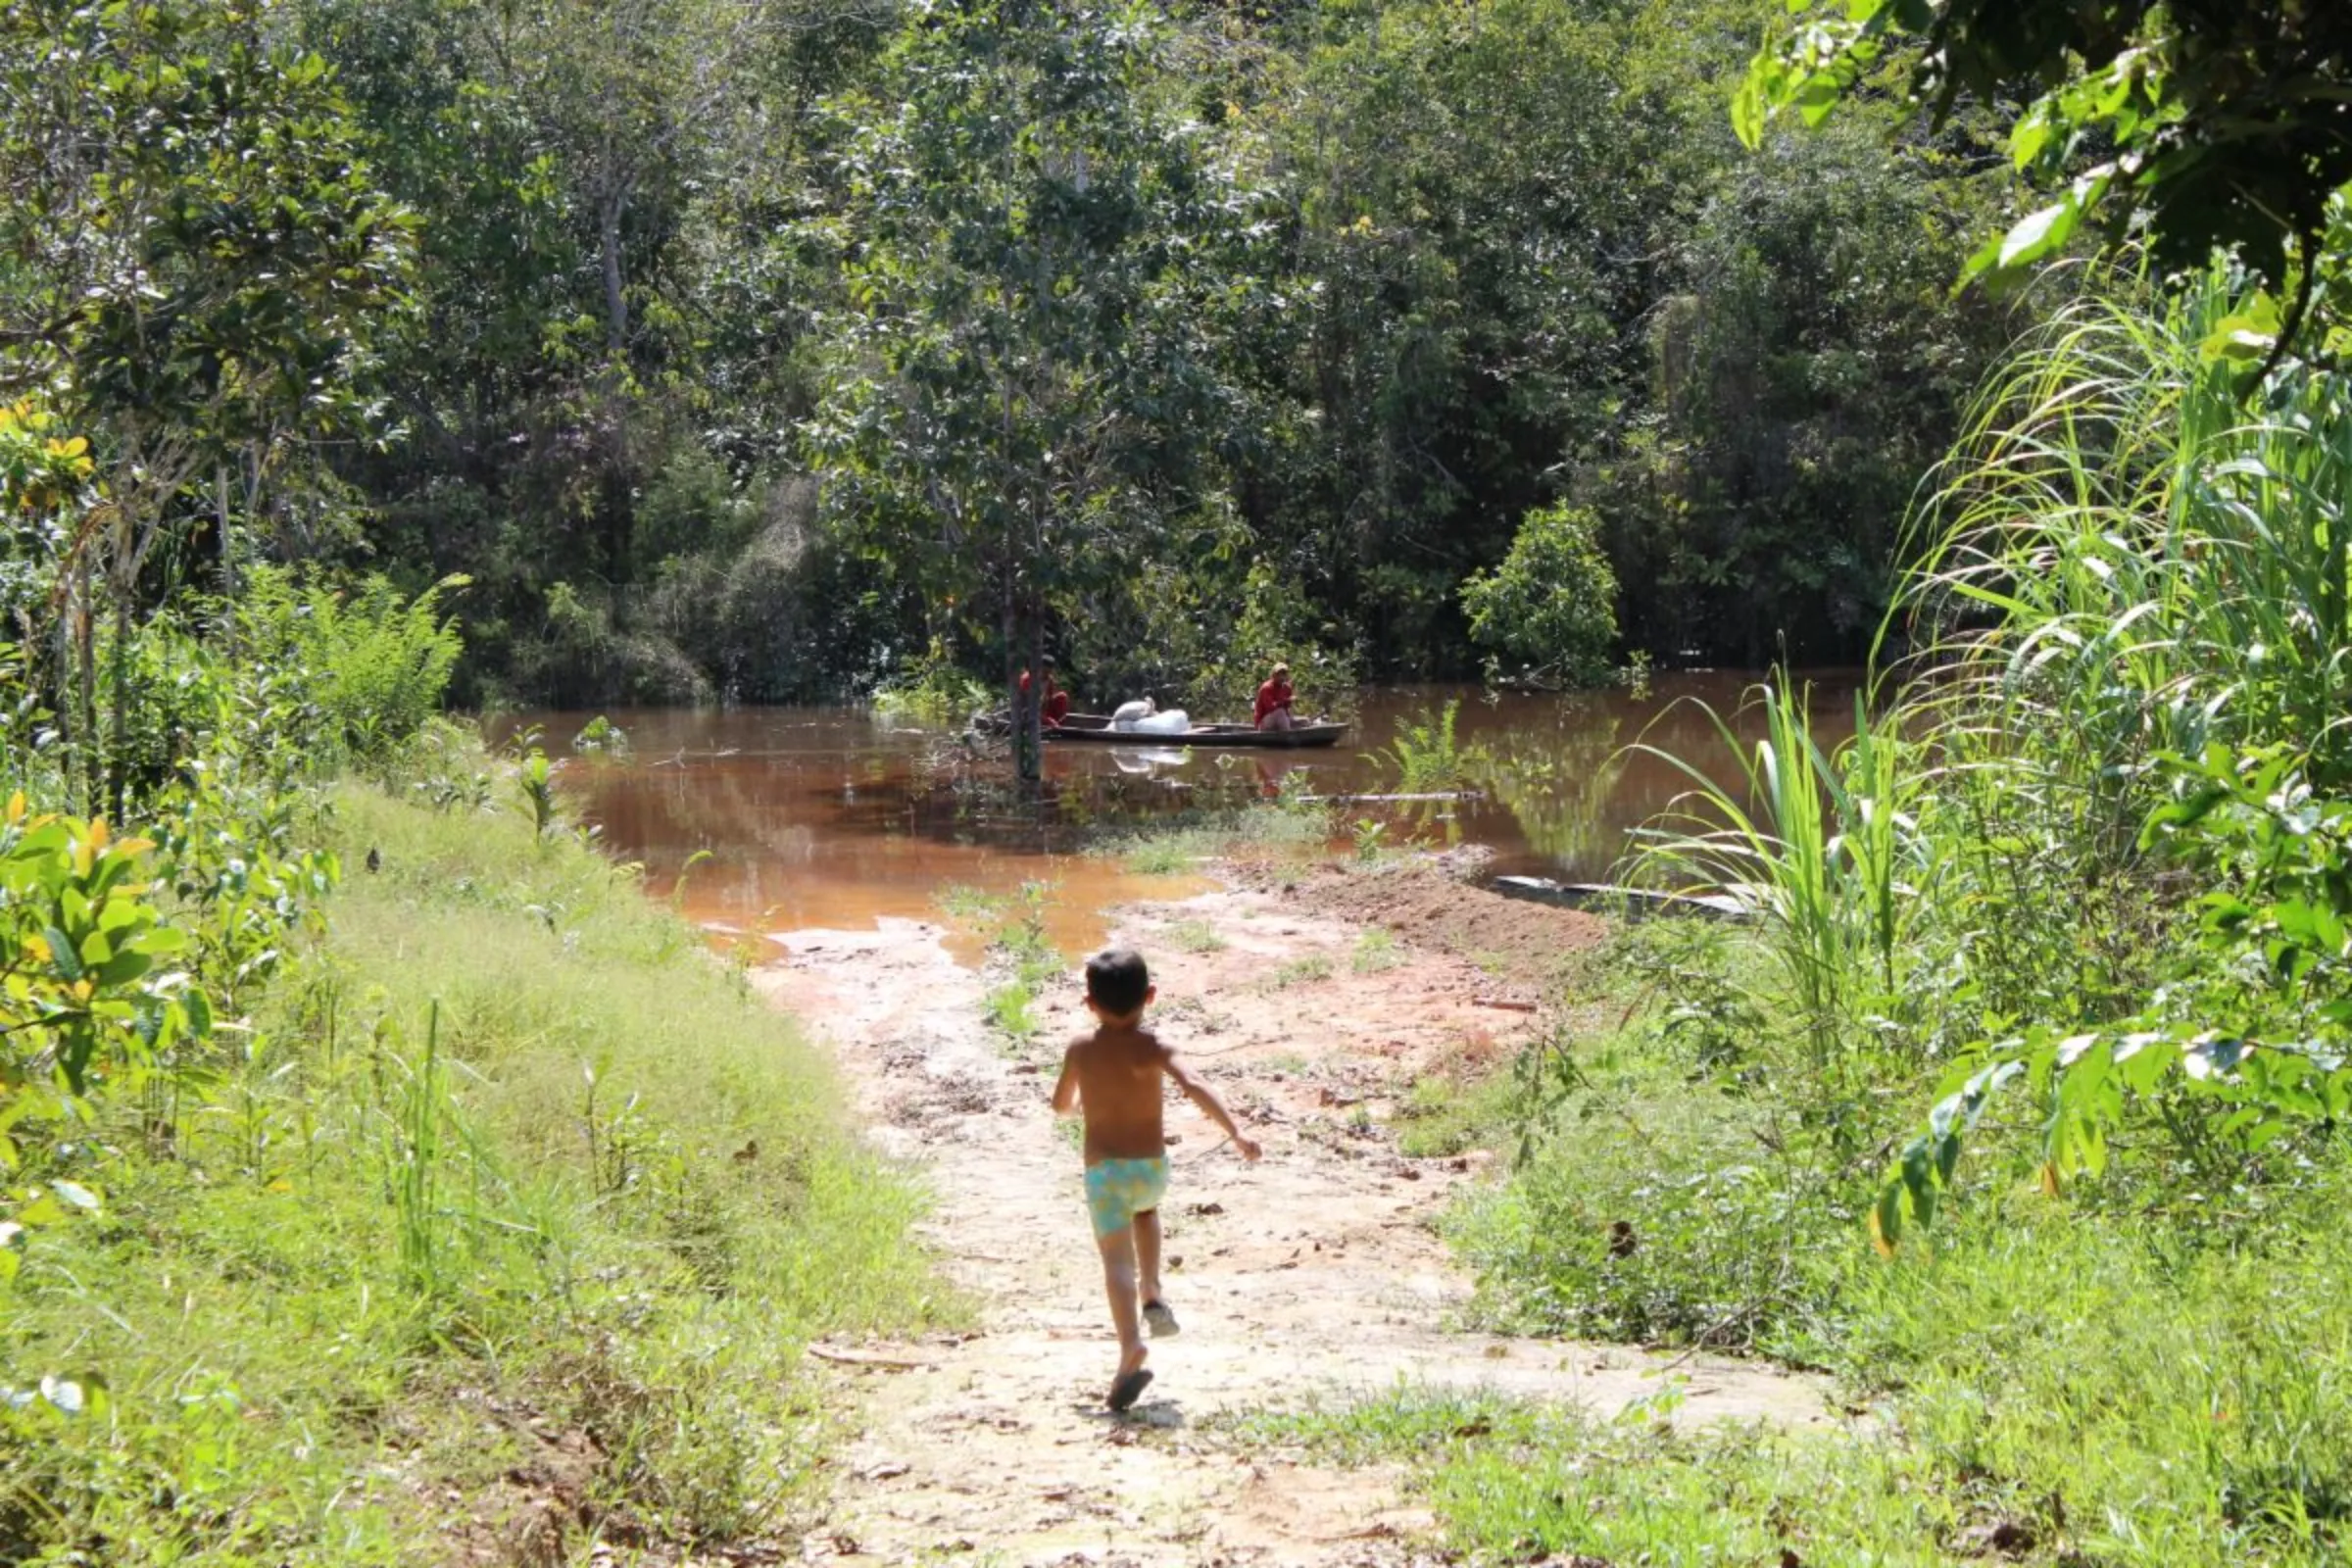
[514, 672, 1856, 954]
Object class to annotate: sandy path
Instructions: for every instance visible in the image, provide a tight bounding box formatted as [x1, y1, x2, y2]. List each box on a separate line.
[757, 880, 1828, 1567]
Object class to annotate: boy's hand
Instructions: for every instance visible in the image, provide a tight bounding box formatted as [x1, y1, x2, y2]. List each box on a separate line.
[1235, 1135, 1263, 1162]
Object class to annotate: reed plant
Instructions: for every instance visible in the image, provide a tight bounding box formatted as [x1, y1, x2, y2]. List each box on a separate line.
[1898, 263, 2352, 845]
[1627, 681, 1925, 1089]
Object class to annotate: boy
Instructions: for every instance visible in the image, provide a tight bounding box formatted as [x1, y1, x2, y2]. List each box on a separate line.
[1052, 947, 1261, 1411]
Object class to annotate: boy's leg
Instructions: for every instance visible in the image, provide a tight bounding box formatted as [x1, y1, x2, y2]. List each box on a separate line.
[1135, 1208, 1179, 1335]
[1095, 1223, 1148, 1383]
[1134, 1208, 1162, 1303]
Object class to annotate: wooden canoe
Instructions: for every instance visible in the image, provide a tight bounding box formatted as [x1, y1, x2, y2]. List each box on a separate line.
[1045, 712, 1348, 749]
[1491, 875, 1757, 922]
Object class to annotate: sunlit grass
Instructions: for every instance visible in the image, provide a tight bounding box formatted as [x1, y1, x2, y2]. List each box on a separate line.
[1, 783, 942, 1559]
[1230, 1177, 2352, 1565]
[1093, 804, 1332, 875]
[1166, 916, 1227, 953]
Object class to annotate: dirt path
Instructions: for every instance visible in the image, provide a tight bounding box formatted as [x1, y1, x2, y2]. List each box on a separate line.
[757, 872, 1828, 1567]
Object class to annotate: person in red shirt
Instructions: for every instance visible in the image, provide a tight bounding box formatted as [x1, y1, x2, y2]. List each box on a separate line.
[1021, 660, 1072, 726]
[1252, 662, 1295, 731]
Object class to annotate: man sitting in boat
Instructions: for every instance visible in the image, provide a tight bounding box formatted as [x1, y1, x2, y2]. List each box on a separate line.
[1021, 660, 1072, 727]
[1252, 663, 1296, 732]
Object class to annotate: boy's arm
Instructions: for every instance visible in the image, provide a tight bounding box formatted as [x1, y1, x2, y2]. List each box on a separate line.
[1051, 1045, 1080, 1116]
[1165, 1052, 1262, 1160]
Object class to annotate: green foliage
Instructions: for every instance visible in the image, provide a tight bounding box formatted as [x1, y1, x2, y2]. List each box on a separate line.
[1631, 682, 1919, 1084]
[1237, 1237, 2352, 1568]
[1166, 919, 1226, 955]
[0, 804, 205, 1167]
[1460, 503, 1619, 686]
[570, 714, 628, 755]
[940, 882, 1061, 1050]
[871, 640, 993, 727]
[0, 0, 416, 443]
[1370, 699, 1483, 795]
[236, 567, 466, 761]
[1740, 0, 2352, 358]
[0, 774, 936, 1563]
[804, 0, 1273, 770]
[514, 749, 558, 841]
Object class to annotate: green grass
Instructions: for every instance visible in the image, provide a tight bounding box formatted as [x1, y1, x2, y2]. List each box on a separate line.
[1094, 804, 1332, 875]
[1166, 916, 1227, 953]
[0, 783, 939, 1563]
[938, 881, 1062, 1049]
[1351, 926, 1402, 972]
[1392, 1063, 1517, 1158]
[1356, 912, 2352, 1568]
[1229, 1170, 2352, 1566]
[1266, 954, 1334, 987]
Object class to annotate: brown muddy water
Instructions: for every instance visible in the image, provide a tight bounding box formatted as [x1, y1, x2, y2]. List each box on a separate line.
[510, 673, 1857, 956]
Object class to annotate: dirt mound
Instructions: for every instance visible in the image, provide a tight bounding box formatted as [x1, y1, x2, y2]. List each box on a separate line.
[1249, 857, 1606, 996]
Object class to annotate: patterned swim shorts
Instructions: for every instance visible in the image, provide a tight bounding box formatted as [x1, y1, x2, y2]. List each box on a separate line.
[1084, 1155, 1169, 1239]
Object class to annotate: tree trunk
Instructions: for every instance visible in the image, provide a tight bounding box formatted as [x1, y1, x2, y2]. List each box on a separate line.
[72, 562, 96, 815]
[217, 461, 235, 649]
[599, 181, 629, 356]
[107, 586, 129, 819]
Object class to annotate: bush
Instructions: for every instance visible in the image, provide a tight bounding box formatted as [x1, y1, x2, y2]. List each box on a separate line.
[1460, 502, 1619, 686]
[238, 566, 467, 760]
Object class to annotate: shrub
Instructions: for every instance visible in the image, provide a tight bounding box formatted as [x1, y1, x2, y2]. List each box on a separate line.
[1460, 502, 1619, 687]
[238, 566, 467, 761]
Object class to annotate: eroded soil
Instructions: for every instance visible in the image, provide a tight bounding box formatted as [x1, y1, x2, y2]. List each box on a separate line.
[757, 863, 1828, 1567]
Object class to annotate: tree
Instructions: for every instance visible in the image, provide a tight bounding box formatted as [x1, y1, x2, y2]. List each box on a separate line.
[804, 0, 1267, 777]
[1459, 502, 1619, 688]
[0, 0, 414, 809]
[1736, 0, 2352, 365]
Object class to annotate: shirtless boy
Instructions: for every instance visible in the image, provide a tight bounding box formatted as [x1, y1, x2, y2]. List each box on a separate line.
[1052, 947, 1262, 1411]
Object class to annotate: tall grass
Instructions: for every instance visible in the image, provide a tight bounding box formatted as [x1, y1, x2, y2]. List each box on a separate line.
[1627, 681, 1924, 1082]
[1899, 264, 2352, 832]
[0, 770, 939, 1561]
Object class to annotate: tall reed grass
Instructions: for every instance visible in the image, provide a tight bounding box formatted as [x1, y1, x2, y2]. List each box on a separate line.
[1627, 682, 1923, 1088]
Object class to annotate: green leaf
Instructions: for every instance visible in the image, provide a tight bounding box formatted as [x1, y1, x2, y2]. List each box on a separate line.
[44, 926, 81, 982]
[2009, 103, 2053, 171]
[1995, 200, 2079, 273]
[1731, 69, 1767, 151]
[1870, 1179, 1902, 1255]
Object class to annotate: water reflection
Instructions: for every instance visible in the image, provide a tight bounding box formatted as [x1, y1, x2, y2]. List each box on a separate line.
[508, 672, 1855, 949]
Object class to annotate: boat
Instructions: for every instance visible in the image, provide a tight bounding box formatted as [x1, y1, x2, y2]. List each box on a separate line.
[1490, 875, 1757, 922]
[1044, 712, 1348, 749]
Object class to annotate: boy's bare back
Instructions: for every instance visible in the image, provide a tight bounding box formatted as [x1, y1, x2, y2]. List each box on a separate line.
[1054, 1020, 1261, 1168]
[1059, 1025, 1175, 1163]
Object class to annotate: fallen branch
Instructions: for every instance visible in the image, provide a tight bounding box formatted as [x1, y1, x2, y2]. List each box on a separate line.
[807, 1344, 935, 1372]
[1472, 997, 1538, 1012]
[1298, 791, 1485, 805]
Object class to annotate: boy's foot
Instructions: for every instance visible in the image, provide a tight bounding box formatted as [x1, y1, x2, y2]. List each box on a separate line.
[1107, 1366, 1154, 1413]
[1143, 1299, 1181, 1338]
[1107, 1345, 1152, 1413]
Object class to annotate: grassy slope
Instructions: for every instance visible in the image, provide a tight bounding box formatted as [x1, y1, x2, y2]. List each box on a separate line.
[2, 785, 937, 1564]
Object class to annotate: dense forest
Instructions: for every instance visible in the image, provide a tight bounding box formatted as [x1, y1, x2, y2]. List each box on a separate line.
[4, 0, 2034, 717]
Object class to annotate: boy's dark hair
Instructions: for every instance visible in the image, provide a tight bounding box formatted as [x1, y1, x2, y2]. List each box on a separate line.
[1085, 947, 1151, 1015]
